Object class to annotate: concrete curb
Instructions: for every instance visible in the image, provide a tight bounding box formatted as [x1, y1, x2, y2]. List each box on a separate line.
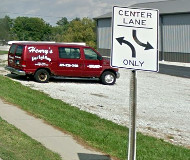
[159, 61, 190, 67]
[0, 99, 111, 160]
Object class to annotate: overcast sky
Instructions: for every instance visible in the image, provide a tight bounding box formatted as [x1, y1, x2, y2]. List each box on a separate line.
[0, 0, 167, 26]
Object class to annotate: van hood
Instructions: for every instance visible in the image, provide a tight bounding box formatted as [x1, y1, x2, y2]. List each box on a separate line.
[102, 57, 110, 66]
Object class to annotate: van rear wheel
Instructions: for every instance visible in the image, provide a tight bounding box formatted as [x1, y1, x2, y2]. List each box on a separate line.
[34, 69, 50, 83]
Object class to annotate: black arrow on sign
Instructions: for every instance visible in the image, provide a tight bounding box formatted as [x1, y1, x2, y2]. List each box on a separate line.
[132, 29, 154, 50]
[116, 37, 136, 58]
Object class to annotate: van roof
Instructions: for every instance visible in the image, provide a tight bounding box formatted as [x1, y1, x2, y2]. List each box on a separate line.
[12, 42, 87, 48]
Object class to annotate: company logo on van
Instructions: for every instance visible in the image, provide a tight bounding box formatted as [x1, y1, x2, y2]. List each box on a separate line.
[32, 55, 51, 62]
[28, 46, 53, 55]
[28, 46, 53, 62]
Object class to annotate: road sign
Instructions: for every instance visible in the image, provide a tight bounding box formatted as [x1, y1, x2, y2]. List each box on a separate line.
[111, 6, 159, 72]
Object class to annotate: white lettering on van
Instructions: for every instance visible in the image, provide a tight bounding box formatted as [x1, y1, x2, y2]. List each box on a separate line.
[32, 55, 51, 62]
[35, 62, 48, 66]
[15, 56, 21, 59]
[9, 59, 13, 63]
[87, 65, 102, 68]
[9, 55, 14, 59]
[28, 46, 53, 55]
[59, 63, 79, 68]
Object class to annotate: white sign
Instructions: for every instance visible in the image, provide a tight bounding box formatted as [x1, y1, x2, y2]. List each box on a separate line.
[111, 6, 159, 72]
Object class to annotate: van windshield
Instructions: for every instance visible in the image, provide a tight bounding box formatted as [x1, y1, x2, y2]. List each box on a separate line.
[15, 45, 24, 56]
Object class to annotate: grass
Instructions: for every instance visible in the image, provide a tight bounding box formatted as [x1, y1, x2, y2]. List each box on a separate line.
[0, 75, 190, 160]
[0, 117, 61, 160]
[0, 50, 8, 55]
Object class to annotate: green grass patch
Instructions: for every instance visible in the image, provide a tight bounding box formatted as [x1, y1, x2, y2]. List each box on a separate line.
[0, 50, 8, 55]
[0, 117, 61, 160]
[0, 75, 190, 160]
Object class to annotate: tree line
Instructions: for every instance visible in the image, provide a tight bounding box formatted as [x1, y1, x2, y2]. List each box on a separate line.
[0, 16, 96, 48]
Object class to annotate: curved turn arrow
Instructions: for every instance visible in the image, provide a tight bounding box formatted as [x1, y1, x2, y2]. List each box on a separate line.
[132, 30, 154, 50]
[116, 37, 136, 58]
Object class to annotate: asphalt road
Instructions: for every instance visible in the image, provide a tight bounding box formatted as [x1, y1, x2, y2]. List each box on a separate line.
[159, 64, 190, 78]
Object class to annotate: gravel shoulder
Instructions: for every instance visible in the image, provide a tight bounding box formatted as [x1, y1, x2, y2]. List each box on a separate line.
[1, 54, 190, 148]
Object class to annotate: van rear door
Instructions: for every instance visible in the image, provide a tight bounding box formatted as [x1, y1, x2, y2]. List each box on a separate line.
[14, 45, 25, 69]
[8, 44, 25, 69]
[8, 44, 17, 67]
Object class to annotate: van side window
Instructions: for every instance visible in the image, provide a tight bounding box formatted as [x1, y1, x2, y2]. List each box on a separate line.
[10, 44, 17, 54]
[15, 45, 24, 56]
[59, 47, 80, 59]
[84, 48, 98, 60]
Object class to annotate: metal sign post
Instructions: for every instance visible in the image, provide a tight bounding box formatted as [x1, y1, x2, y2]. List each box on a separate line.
[128, 70, 137, 160]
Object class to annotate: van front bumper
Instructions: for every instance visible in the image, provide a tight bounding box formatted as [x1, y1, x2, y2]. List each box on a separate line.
[116, 72, 120, 78]
[5, 66, 26, 76]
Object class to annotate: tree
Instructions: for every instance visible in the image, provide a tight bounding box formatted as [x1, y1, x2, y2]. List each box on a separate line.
[52, 17, 70, 41]
[62, 17, 96, 48]
[12, 17, 52, 41]
[0, 15, 97, 48]
[0, 16, 13, 42]
[56, 17, 69, 26]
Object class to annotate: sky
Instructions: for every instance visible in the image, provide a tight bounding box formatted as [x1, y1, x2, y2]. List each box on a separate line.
[0, 0, 167, 26]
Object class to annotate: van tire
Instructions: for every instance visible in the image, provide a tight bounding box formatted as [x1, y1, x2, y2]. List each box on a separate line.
[100, 71, 116, 85]
[34, 69, 50, 83]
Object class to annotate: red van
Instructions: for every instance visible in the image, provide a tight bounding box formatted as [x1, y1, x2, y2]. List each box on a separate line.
[5, 43, 119, 85]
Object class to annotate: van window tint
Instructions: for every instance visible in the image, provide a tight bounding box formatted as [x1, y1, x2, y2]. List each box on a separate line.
[84, 48, 98, 60]
[10, 44, 17, 54]
[15, 45, 24, 56]
[59, 47, 80, 59]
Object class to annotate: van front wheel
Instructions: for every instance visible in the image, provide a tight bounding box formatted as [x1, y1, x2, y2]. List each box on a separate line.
[34, 69, 50, 83]
[100, 71, 116, 85]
